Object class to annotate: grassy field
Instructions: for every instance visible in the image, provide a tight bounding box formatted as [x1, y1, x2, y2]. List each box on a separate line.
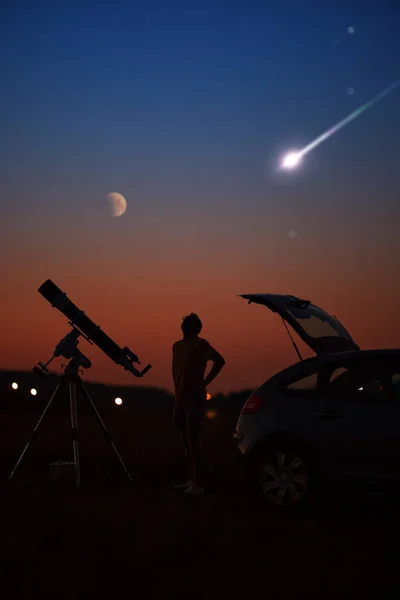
[1, 394, 400, 599]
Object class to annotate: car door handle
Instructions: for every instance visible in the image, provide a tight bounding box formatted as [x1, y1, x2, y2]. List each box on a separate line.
[316, 410, 342, 420]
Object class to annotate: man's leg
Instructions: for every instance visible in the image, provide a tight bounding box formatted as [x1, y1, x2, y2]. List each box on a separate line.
[172, 406, 193, 489]
[173, 405, 190, 458]
[186, 410, 205, 488]
[181, 429, 191, 459]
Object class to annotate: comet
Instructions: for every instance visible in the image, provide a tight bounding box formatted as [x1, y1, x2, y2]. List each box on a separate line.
[280, 79, 400, 170]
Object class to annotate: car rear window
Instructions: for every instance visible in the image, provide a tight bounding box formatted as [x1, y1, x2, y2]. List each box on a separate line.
[286, 306, 348, 340]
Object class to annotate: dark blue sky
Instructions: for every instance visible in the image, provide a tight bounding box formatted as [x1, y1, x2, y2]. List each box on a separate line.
[2, 1, 399, 219]
[1, 1, 399, 390]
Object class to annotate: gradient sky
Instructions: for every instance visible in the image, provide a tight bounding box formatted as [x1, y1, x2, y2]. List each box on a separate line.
[1, 0, 399, 395]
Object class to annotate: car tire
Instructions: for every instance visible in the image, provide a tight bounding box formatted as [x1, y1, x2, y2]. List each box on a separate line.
[250, 442, 319, 511]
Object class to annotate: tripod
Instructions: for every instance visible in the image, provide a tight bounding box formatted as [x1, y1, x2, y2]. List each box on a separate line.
[9, 359, 133, 487]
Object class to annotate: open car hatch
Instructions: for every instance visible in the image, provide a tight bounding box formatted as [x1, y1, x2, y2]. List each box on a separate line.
[239, 294, 359, 356]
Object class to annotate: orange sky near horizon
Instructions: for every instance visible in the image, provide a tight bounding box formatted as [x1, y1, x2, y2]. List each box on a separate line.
[1, 206, 399, 396]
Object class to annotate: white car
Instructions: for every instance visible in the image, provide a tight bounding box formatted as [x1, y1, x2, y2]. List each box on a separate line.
[234, 294, 400, 508]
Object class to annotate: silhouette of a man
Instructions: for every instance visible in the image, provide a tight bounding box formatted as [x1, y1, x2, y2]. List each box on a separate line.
[172, 313, 225, 495]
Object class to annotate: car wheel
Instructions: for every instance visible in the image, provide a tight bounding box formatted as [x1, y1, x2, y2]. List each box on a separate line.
[258, 448, 312, 509]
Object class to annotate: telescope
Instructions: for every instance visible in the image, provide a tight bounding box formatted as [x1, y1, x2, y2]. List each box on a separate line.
[9, 279, 152, 488]
[33, 279, 151, 378]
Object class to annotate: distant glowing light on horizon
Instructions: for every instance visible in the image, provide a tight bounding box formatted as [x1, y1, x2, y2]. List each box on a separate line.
[11, 382, 18, 390]
[114, 397, 123, 406]
[279, 80, 400, 170]
[206, 409, 217, 420]
[206, 392, 212, 401]
[30, 388, 37, 396]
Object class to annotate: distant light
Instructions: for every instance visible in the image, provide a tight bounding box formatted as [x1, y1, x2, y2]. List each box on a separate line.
[30, 388, 37, 396]
[347, 26, 355, 34]
[114, 397, 123, 406]
[206, 393, 212, 401]
[206, 409, 217, 420]
[358, 387, 363, 391]
[11, 382, 18, 390]
[281, 151, 302, 170]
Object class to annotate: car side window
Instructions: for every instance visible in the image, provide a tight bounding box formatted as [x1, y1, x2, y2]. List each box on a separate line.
[323, 362, 387, 403]
[329, 367, 350, 386]
[357, 379, 385, 403]
[285, 372, 319, 395]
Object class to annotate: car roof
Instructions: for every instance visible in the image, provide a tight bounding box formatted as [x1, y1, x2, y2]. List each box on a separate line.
[267, 348, 400, 385]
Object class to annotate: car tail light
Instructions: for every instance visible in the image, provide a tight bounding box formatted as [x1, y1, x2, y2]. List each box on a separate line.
[241, 392, 263, 414]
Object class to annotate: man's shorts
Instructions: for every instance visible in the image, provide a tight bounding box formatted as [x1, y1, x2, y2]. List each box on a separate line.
[173, 405, 204, 436]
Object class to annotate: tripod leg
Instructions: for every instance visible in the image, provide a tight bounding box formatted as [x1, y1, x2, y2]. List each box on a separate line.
[78, 381, 133, 484]
[69, 381, 81, 489]
[9, 380, 66, 481]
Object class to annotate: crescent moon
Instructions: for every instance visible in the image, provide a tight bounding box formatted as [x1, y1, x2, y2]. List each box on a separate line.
[106, 192, 127, 217]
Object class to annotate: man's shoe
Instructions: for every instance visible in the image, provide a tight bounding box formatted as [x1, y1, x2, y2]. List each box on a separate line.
[173, 480, 192, 491]
[184, 482, 204, 496]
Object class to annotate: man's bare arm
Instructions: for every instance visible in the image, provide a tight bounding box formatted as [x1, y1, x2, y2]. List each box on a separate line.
[204, 349, 225, 388]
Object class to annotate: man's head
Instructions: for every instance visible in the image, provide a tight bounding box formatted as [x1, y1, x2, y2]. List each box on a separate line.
[181, 313, 202, 337]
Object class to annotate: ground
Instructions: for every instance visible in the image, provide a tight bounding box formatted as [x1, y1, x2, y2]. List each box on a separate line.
[1, 400, 400, 599]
